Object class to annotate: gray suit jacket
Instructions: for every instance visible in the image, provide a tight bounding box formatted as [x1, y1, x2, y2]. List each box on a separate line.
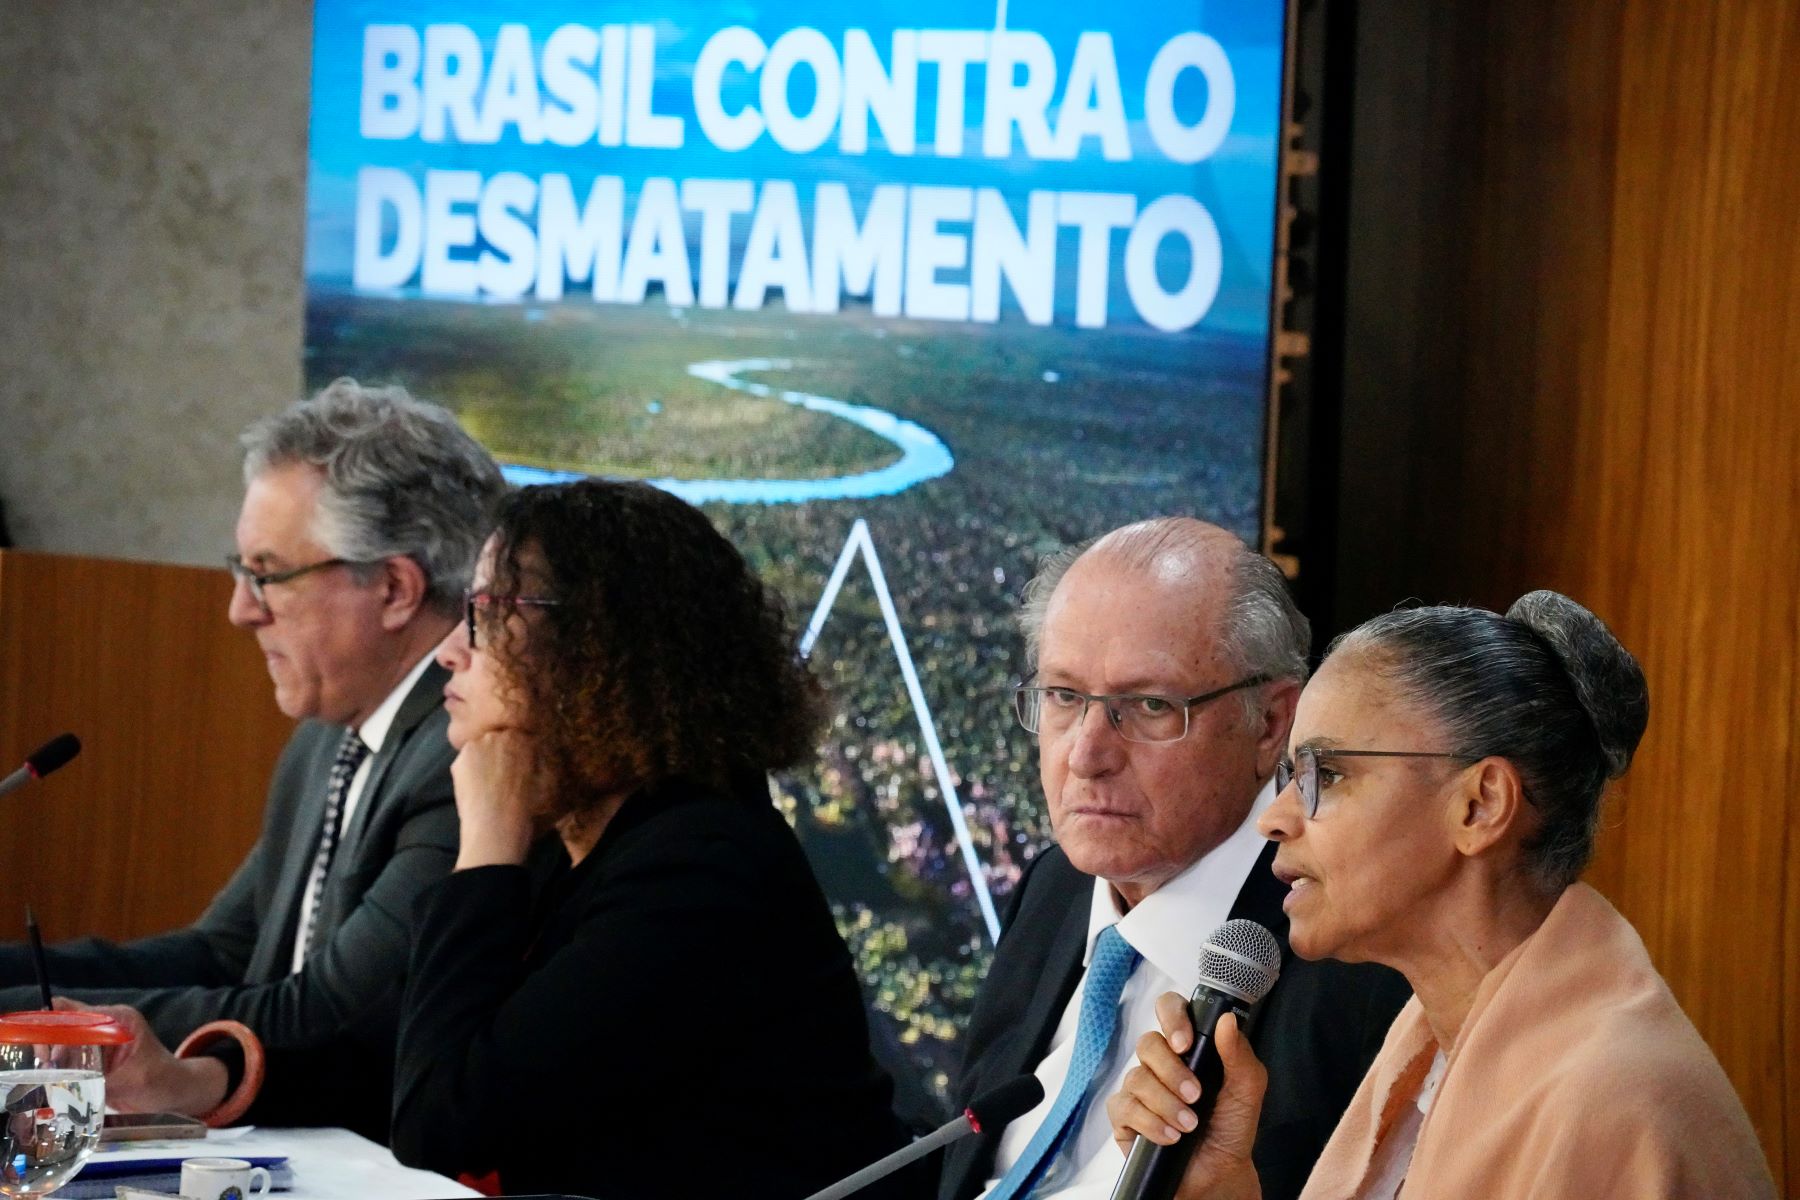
[0, 664, 459, 1139]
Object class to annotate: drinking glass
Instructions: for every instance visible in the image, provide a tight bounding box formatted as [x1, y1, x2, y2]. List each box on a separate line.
[0, 1012, 131, 1197]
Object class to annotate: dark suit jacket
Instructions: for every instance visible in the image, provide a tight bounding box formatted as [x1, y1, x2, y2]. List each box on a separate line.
[390, 777, 911, 1200]
[939, 843, 1412, 1200]
[0, 664, 459, 1139]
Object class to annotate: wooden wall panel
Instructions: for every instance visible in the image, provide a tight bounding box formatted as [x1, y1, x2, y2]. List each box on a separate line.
[1581, 5, 1800, 1187]
[0, 550, 293, 947]
[1334, 0, 1798, 1186]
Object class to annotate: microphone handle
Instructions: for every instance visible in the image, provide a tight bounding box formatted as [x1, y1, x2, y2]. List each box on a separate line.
[1108, 989, 1235, 1200]
[0, 765, 31, 800]
[801, 1111, 971, 1200]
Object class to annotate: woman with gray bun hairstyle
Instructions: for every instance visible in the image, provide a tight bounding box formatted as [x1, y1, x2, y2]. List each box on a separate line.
[1107, 591, 1775, 1199]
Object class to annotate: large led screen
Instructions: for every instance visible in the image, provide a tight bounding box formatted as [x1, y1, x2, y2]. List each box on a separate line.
[305, 0, 1288, 1107]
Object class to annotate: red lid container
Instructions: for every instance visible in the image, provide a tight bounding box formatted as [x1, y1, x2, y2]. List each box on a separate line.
[0, 1010, 132, 1045]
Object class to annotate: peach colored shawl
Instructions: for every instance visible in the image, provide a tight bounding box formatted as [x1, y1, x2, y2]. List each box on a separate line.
[1299, 884, 1775, 1200]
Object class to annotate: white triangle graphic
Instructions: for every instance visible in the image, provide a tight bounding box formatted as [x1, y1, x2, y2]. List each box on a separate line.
[798, 518, 1003, 943]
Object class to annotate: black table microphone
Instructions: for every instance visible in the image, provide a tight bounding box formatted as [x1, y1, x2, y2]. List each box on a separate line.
[0, 734, 82, 800]
[1108, 920, 1282, 1200]
[802, 1075, 1044, 1200]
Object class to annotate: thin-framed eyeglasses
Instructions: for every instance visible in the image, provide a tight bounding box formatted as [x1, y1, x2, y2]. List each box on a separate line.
[225, 553, 372, 615]
[1275, 746, 1482, 819]
[1013, 674, 1271, 745]
[464, 590, 562, 649]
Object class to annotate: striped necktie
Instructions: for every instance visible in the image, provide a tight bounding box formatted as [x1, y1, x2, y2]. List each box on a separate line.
[989, 924, 1142, 1200]
[297, 730, 369, 959]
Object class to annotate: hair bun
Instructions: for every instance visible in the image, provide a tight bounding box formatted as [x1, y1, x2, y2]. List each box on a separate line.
[1505, 590, 1649, 777]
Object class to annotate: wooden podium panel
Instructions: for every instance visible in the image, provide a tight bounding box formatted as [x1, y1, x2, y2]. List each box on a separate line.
[0, 549, 294, 945]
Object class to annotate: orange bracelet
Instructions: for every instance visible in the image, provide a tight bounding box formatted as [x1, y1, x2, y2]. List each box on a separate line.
[173, 1020, 266, 1128]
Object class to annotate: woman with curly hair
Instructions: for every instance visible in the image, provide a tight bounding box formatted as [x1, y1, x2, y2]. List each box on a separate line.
[389, 479, 908, 1199]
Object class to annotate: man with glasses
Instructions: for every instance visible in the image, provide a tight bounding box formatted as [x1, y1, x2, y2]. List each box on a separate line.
[0, 378, 505, 1140]
[939, 518, 1410, 1200]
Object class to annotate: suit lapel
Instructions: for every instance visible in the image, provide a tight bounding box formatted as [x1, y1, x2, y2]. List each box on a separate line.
[247, 724, 340, 982]
[1014, 881, 1092, 1076]
[945, 853, 1090, 1200]
[258, 666, 449, 981]
[1227, 840, 1293, 1033]
[1228, 841, 1290, 937]
[336, 663, 449, 862]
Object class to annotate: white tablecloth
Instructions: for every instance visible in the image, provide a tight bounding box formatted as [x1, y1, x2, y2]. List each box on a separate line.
[82, 1126, 479, 1199]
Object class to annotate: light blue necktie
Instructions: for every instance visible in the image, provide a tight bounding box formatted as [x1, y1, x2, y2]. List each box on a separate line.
[989, 925, 1142, 1200]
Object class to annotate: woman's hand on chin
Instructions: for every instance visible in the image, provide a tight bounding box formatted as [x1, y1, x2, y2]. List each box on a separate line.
[1106, 995, 1268, 1200]
[451, 727, 545, 869]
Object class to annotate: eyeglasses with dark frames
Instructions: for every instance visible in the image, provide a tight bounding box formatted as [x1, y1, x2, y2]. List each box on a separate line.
[1275, 746, 1482, 819]
[463, 590, 563, 649]
[1014, 674, 1271, 745]
[225, 554, 373, 615]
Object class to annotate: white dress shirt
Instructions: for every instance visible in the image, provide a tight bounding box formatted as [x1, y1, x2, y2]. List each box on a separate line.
[979, 778, 1279, 1200]
[289, 652, 437, 974]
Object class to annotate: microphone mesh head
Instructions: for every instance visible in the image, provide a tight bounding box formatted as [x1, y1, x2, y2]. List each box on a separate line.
[1197, 919, 1281, 1004]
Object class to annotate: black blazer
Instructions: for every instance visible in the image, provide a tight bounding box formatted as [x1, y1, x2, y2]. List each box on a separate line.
[939, 843, 1412, 1200]
[390, 778, 911, 1200]
[0, 665, 460, 1140]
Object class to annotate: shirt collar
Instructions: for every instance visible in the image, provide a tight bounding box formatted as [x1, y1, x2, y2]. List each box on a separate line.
[354, 652, 436, 754]
[1082, 776, 1279, 996]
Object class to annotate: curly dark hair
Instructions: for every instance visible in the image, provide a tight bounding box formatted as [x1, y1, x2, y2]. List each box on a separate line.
[479, 480, 825, 808]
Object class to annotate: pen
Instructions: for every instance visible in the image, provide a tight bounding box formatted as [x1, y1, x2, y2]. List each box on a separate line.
[25, 905, 52, 1009]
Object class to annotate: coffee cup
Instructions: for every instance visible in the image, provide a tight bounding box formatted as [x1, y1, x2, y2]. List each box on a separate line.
[179, 1157, 271, 1200]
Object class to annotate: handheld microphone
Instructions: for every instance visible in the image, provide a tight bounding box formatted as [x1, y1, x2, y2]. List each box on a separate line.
[0, 734, 82, 800]
[1108, 920, 1282, 1200]
[801, 1075, 1044, 1200]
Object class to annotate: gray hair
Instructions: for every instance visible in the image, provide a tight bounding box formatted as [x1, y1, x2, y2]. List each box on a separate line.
[1330, 590, 1650, 894]
[241, 378, 507, 614]
[1018, 518, 1311, 721]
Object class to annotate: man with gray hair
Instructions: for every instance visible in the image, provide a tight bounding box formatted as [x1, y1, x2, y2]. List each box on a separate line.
[0, 378, 505, 1139]
[938, 518, 1410, 1200]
